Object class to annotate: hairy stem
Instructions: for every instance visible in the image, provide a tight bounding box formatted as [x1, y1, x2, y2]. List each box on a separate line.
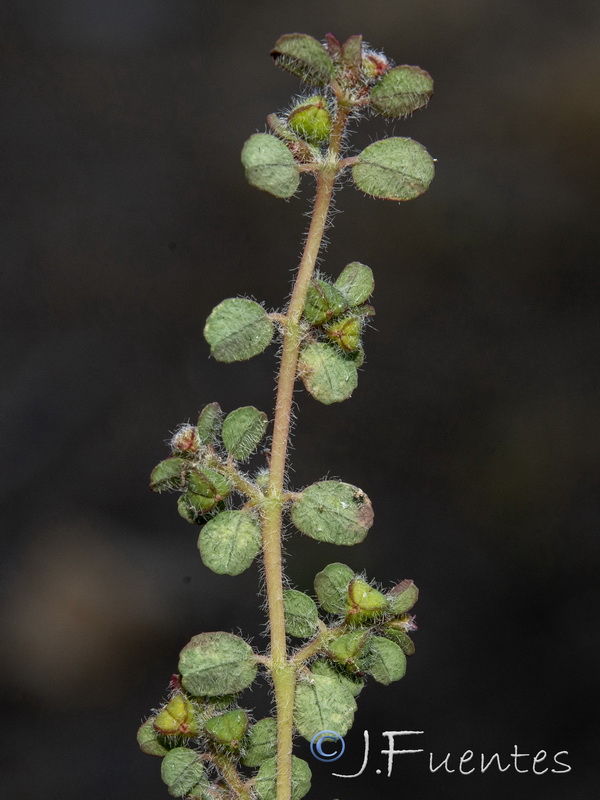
[262, 106, 350, 800]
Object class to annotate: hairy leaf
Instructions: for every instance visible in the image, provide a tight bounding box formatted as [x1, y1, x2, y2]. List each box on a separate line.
[198, 510, 262, 576]
[294, 674, 357, 740]
[370, 65, 433, 117]
[204, 298, 274, 362]
[283, 589, 319, 638]
[298, 343, 358, 404]
[179, 632, 257, 696]
[241, 133, 300, 198]
[222, 406, 268, 461]
[291, 481, 374, 545]
[352, 137, 435, 201]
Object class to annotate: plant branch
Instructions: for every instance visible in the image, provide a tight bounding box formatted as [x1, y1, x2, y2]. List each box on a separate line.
[261, 104, 351, 800]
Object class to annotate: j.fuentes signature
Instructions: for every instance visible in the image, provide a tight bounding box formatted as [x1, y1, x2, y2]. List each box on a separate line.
[310, 730, 571, 777]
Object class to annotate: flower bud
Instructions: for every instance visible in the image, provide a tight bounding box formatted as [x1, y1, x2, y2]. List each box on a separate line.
[170, 424, 200, 455]
[288, 96, 332, 145]
[362, 50, 390, 81]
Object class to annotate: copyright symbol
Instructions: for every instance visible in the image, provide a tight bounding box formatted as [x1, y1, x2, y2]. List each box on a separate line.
[309, 730, 345, 762]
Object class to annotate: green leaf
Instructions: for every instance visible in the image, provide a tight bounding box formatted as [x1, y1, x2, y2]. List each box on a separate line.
[204, 298, 274, 363]
[298, 343, 358, 404]
[222, 406, 268, 461]
[386, 579, 419, 615]
[367, 636, 407, 684]
[370, 65, 433, 117]
[352, 137, 435, 201]
[204, 709, 248, 748]
[314, 562, 355, 614]
[178, 632, 257, 696]
[270, 33, 334, 86]
[161, 747, 208, 798]
[241, 133, 300, 198]
[283, 589, 319, 638]
[137, 718, 170, 757]
[150, 457, 189, 493]
[255, 755, 312, 800]
[197, 402, 222, 444]
[310, 659, 365, 697]
[304, 279, 349, 325]
[334, 261, 374, 307]
[294, 674, 357, 740]
[291, 481, 374, 545]
[241, 717, 277, 767]
[198, 510, 262, 576]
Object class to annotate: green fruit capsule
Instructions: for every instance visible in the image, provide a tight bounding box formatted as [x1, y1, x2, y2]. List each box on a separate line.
[204, 709, 249, 749]
[154, 694, 199, 737]
[346, 578, 388, 621]
[288, 95, 332, 145]
[325, 315, 362, 352]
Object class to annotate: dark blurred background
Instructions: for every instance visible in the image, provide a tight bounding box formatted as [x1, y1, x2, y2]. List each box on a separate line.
[1, 1, 599, 798]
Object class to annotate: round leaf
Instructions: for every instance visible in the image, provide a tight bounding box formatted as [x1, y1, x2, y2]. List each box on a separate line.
[294, 674, 357, 740]
[283, 589, 319, 638]
[222, 406, 268, 461]
[161, 747, 207, 798]
[242, 717, 277, 767]
[367, 636, 407, 685]
[255, 755, 312, 800]
[370, 65, 433, 117]
[310, 659, 365, 698]
[298, 342, 358, 405]
[291, 481, 374, 545]
[204, 298, 274, 363]
[270, 33, 334, 86]
[198, 510, 262, 576]
[334, 262, 374, 307]
[314, 562, 355, 614]
[178, 632, 257, 696]
[241, 133, 300, 198]
[352, 137, 435, 201]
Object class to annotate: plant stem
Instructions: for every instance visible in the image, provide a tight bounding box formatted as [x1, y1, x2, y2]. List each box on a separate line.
[261, 106, 350, 800]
